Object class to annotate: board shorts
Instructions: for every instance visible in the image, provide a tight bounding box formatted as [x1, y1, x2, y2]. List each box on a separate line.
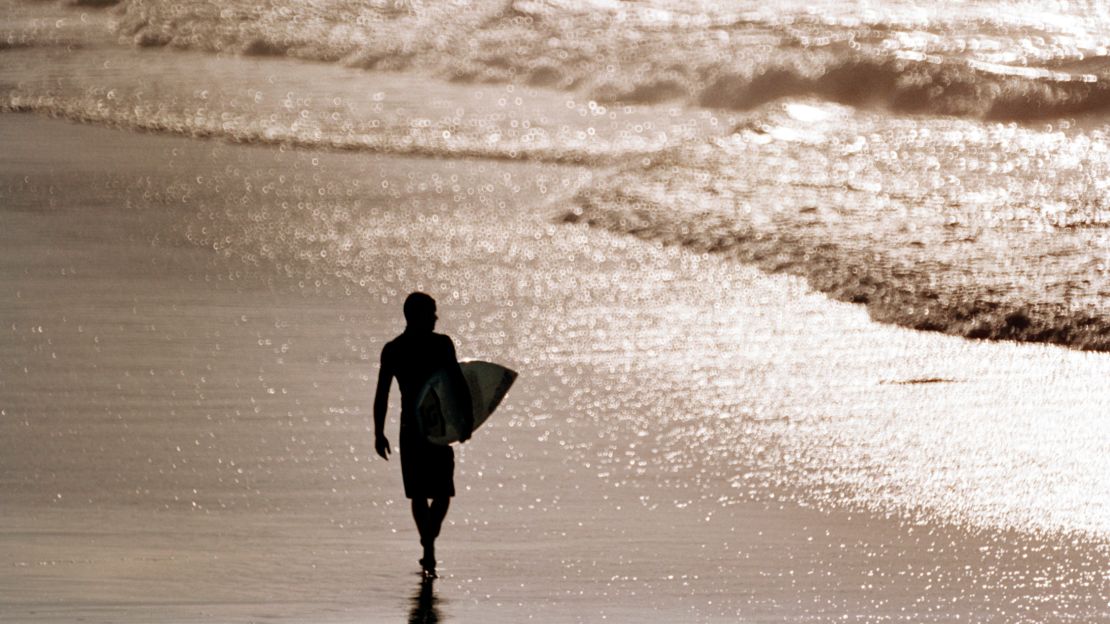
[399, 425, 455, 499]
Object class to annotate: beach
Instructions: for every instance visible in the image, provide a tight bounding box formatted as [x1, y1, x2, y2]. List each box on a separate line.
[3, 114, 1109, 622]
[3, 0, 1110, 620]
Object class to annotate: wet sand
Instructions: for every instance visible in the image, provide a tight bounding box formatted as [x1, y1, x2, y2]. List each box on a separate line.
[2, 115, 1109, 622]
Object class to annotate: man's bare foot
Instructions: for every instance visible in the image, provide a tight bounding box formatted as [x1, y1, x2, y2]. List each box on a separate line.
[419, 557, 437, 579]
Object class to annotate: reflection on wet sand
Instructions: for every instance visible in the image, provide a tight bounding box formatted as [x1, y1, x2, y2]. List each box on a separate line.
[408, 578, 441, 624]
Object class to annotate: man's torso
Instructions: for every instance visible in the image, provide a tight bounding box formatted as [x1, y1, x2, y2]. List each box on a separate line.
[383, 330, 455, 426]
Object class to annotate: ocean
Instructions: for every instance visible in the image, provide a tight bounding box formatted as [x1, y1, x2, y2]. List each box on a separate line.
[6, 0, 1109, 347]
[2, 0, 1109, 621]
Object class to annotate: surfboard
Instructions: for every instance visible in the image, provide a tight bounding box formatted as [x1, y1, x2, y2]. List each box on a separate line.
[416, 360, 517, 446]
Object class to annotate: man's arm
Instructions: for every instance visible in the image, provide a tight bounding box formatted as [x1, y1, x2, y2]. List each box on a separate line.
[445, 337, 474, 442]
[372, 347, 393, 460]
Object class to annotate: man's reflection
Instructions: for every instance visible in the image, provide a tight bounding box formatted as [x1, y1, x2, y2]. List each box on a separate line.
[408, 578, 441, 623]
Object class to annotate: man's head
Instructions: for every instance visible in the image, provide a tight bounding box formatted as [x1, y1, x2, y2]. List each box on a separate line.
[403, 292, 437, 332]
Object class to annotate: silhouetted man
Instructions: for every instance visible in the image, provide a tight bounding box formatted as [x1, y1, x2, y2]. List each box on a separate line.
[374, 292, 471, 579]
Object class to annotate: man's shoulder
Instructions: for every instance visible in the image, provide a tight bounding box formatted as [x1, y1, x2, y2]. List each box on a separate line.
[381, 334, 406, 358]
[383, 332, 455, 355]
[432, 332, 457, 351]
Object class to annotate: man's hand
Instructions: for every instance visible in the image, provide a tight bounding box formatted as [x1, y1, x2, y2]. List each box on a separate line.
[375, 434, 392, 460]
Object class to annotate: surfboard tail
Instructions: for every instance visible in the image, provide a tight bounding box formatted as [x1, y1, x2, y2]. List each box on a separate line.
[420, 360, 518, 445]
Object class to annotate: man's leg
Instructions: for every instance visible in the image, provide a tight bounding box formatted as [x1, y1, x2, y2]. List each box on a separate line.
[411, 498, 439, 576]
[411, 499, 431, 553]
[428, 497, 450, 545]
[412, 495, 428, 535]
[411, 497, 450, 575]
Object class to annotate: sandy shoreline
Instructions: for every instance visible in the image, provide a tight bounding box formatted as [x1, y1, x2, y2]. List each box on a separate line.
[2, 114, 1109, 622]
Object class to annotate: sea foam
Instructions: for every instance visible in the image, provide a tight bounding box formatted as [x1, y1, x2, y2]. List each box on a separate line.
[112, 0, 1110, 121]
[565, 103, 1110, 351]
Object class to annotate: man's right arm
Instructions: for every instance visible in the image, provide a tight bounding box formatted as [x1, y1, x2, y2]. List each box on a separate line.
[372, 346, 393, 460]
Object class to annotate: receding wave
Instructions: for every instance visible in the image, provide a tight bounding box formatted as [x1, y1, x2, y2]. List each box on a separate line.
[111, 0, 1110, 122]
[0, 93, 657, 165]
[562, 104, 1110, 352]
[562, 193, 1110, 351]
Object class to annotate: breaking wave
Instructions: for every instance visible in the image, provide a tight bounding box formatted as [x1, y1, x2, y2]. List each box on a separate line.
[695, 56, 1110, 121]
[110, 0, 1110, 122]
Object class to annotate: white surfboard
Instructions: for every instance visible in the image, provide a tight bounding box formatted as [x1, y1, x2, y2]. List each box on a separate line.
[416, 360, 517, 446]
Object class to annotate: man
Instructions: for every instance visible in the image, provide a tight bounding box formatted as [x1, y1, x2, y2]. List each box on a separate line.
[374, 292, 472, 579]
